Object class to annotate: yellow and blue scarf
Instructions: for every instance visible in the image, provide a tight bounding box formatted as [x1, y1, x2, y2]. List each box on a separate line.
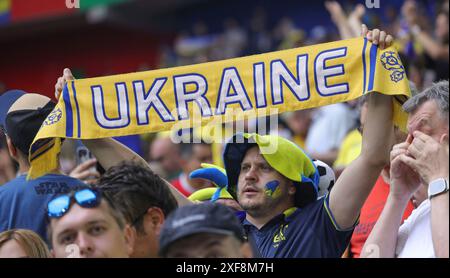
[29, 37, 411, 179]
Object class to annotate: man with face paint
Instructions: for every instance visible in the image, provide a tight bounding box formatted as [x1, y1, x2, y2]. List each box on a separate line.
[223, 27, 397, 258]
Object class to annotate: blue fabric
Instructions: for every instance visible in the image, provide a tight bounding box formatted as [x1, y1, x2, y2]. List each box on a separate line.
[242, 195, 355, 258]
[0, 90, 25, 129]
[113, 135, 143, 156]
[189, 167, 228, 188]
[0, 174, 87, 243]
[62, 84, 74, 137]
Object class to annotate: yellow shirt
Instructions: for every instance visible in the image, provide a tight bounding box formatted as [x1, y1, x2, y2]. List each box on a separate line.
[293, 135, 306, 150]
[334, 129, 362, 168]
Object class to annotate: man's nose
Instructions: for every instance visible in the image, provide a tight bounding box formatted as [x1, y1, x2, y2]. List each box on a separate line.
[244, 166, 258, 182]
[76, 232, 95, 258]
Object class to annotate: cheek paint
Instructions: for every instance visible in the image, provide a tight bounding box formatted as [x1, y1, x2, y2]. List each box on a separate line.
[264, 180, 282, 198]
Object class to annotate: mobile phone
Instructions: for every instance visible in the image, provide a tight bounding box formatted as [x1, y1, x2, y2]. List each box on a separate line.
[76, 146, 97, 176]
[76, 146, 93, 165]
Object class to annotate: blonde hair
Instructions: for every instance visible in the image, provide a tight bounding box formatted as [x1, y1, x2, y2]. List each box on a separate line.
[0, 229, 51, 258]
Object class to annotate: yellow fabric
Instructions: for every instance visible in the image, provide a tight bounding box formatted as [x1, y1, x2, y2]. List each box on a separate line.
[292, 134, 306, 149]
[200, 163, 226, 174]
[283, 207, 298, 218]
[242, 133, 317, 182]
[333, 129, 362, 168]
[212, 142, 224, 168]
[0, 0, 10, 12]
[188, 187, 234, 202]
[29, 37, 411, 179]
[155, 131, 172, 138]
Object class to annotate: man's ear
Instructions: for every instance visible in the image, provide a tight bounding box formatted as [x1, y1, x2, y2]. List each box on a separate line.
[144, 207, 165, 236]
[440, 133, 449, 145]
[123, 224, 136, 257]
[128, 224, 138, 241]
[6, 136, 17, 158]
[287, 180, 296, 196]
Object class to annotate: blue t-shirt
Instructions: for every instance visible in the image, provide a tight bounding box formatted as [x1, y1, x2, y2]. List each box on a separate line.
[0, 174, 87, 243]
[242, 195, 356, 258]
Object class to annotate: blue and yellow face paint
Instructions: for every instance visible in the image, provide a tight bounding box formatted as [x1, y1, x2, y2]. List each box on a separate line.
[29, 37, 411, 180]
[264, 180, 282, 199]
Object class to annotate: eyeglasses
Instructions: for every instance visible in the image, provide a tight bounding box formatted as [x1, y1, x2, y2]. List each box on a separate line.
[47, 188, 101, 218]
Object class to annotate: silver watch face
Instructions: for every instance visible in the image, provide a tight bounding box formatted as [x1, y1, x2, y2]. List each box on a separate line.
[429, 179, 448, 197]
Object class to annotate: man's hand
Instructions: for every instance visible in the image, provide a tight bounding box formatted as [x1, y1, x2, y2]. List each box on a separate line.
[402, 0, 419, 26]
[399, 131, 449, 184]
[362, 24, 394, 50]
[324, 1, 354, 39]
[54, 68, 75, 100]
[348, 4, 366, 37]
[328, 27, 396, 230]
[389, 134, 422, 202]
[325, 1, 347, 24]
[69, 158, 100, 185]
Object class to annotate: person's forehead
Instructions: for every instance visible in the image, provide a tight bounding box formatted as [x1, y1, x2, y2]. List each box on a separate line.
[193, 144, 211, 154]
[0, 239, 27, 258]
[51, 202, 113, 234]
[152, 138, 172, 151]
[407, 101, 439, 127]
[242, 146, 264, 163]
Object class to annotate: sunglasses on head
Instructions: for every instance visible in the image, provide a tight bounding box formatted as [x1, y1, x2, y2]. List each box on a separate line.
[47, 188, 102, 218]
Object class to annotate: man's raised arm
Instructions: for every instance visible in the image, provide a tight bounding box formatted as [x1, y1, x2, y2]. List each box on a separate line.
[329, 28, 395, 229]
[55, 69, 192, 206]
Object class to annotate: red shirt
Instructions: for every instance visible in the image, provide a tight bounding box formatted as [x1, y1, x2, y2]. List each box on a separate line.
[170, 178, 192, 197]
[350, 176, 414, 258]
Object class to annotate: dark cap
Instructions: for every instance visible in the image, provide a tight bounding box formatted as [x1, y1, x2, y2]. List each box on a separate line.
[0, 90, 55, 155]
[159, 202, 245, 256]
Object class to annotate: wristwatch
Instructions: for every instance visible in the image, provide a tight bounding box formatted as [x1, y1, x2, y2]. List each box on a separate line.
[428, 178, 449, 199]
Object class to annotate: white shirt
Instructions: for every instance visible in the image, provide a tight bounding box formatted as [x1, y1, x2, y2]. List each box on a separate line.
[305, 103, 356, 154]
[396, 199, 435, 258]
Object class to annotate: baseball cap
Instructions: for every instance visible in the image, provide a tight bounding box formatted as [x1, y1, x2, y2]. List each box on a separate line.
[223, 133, 319, 208]
[159, 202, 245, 256]
[0, 90, 55, 155]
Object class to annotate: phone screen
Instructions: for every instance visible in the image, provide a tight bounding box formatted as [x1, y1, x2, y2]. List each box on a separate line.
[76, 146, 93, 166]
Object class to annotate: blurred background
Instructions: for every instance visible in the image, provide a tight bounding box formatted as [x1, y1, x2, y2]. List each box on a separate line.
[1, 0, 447, 98]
